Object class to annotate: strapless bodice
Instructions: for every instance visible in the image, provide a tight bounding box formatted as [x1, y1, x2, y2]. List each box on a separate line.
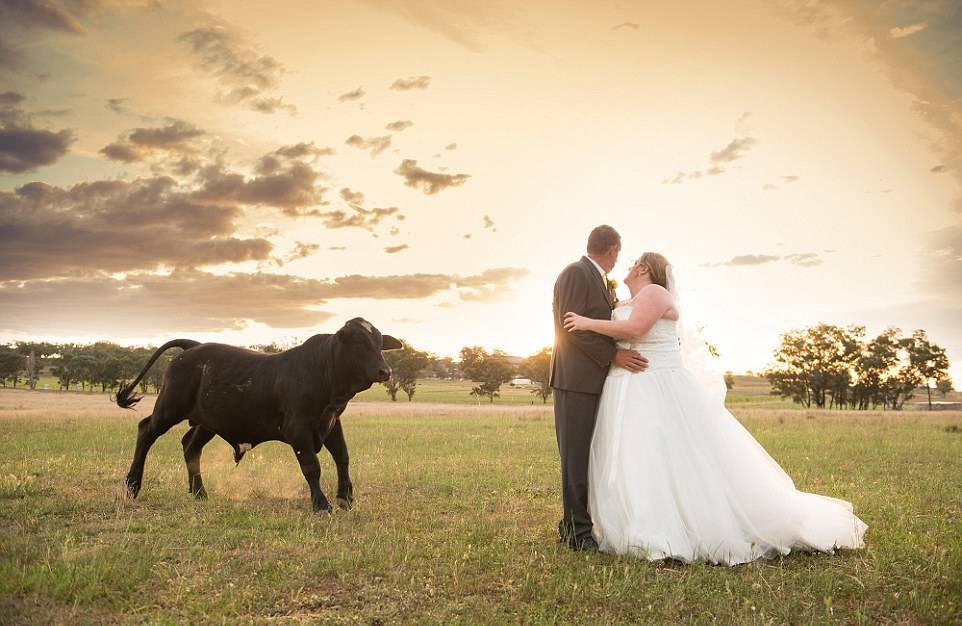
[609, 305, 682, 374]
[612, 305, 680, 352]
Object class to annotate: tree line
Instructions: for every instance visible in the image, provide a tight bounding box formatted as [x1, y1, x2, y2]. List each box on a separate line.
[381, 344, 551, 404]
[0, 340, 556, 405]
[0, 342, 175, 393]
[7, 325, 949, 410]
[763, 324, 952, 410]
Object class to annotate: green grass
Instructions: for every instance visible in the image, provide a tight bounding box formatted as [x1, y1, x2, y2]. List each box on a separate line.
[1, 391, 960, 624]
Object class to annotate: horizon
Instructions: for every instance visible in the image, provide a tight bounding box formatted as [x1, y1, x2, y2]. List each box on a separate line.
[1, 1, 960, 384]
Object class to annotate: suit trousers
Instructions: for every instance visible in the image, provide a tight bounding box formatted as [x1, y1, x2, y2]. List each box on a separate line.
[554, 387, 602, 541]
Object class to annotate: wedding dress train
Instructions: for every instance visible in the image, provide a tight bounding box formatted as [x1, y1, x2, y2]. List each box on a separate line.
[588, 307, 867, 565]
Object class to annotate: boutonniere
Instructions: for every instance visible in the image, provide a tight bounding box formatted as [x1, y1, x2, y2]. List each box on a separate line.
[607, 278, 618, 300]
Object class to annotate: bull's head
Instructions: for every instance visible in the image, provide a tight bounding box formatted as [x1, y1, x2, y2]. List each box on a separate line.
[335, 317, 403, 386]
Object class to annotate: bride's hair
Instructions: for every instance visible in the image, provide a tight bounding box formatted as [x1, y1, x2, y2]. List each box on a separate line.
[636, 252, 670, 289]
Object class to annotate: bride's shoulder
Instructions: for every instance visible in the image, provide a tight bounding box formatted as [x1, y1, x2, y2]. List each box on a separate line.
[617, 284, 673, 308]
[639, 284, 673, 300]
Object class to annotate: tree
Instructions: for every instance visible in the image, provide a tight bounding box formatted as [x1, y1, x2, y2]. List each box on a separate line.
[381, 343, 430, 402]
[851, 328, 900, 410]
[936, 378, 953, 398]
[460, 346, 516, 403]
[49, 345, 79, 390]
[424, 355, 458, 379]
[519, 347, 553, 403]
[381, 350, 402, 401]
[723, 371, 735, 391]
[906, 329, 950, 410]
[763, 324, 862, 409]
[144, 350, 174, 393]
[0, 346, 25, 388]
[25, 349, 37, 390]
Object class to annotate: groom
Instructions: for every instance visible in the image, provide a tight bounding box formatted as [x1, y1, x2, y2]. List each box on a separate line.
[550, 225, 648, 551]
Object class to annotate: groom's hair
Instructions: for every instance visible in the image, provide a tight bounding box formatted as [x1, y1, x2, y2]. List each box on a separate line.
[587, 225, 621, 254]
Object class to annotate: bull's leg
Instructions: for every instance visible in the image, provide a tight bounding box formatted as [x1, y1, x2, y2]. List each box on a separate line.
[125, 412, 181, 498]
[181, 425, 216, 499]
[290, 437, 332, 514]
[323, 419, 353, 510]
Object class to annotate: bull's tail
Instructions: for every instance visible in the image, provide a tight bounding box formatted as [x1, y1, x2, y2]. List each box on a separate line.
[115, 339, 201, 409]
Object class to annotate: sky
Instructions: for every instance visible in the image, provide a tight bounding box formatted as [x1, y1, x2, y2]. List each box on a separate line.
[1, 0, 960, 383]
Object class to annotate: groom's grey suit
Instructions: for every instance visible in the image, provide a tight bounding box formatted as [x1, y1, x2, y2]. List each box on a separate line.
[550, 255, 617, 543]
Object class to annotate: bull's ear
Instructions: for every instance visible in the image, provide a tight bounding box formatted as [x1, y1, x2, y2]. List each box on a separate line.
[381, 335, 403, 351]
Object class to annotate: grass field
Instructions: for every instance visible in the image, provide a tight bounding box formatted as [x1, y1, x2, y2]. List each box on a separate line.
[1, 389, 960, 624]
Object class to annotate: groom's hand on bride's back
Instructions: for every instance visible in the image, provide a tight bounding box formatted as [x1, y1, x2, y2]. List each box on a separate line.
[614, 349, 648, 372]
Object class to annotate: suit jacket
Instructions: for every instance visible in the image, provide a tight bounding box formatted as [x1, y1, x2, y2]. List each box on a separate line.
[549, 256, 617, 395]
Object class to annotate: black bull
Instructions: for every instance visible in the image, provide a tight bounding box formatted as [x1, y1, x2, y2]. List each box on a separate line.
[116, 317, 402, 513]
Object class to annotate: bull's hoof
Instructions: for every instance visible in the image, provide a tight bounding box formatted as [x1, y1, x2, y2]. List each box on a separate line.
[189, 476, 207, 500]
[124, 479, 141, 499]
[312, 499, 334, 515]
[336, 496, 353, 510]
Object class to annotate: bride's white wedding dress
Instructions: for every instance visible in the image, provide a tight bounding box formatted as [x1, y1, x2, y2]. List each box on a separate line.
[588, 302, 867, 566]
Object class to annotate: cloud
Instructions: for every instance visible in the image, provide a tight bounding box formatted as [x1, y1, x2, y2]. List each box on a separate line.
[254, 142, 333, 176]
[0, 0, 87, 35]
[316, 206, 401, 231]
[337, 87, 366, 101]
[784, 252, 823, 267]
[709, 136, 757, 165]
[99, 118, 205, 163]
[444, 143, 457, 150]
[173, 141, 332, 217]
[612, 22, 640, 31]
[706, 254, 781, 267]
[339, 187, 365, 205]
[389, 75, 431, 90]
[345, 134, 391, 158]
[483, 215, 494, 229]
[394, 159, 470, 194]
[99, 141, 141, 162]
[0, 266, 529, 334]
[0, 91, 75, 173]
[703, 252, 823, 268]
[386, 120, 413, 131]
[0, 92, 24, 108]
[286, 241, 319, 262]
[196, 161, 328, 218]
[923, 224, 962, 291]
[782, 175, 800, 182]
[662, 117, 756, 183]
[105, 97, 129, 114]
[931, 164, 948, 173]
[178, 25, 295, 115]
[763, 183, 776, 190]
[0, 177, 273, 281]
[329, 246, 346, 251]
[890, 22, 927, 39]
[774, 2, 962, 218]
[384, 244, 409, 254]
[360, 0, 528, 53]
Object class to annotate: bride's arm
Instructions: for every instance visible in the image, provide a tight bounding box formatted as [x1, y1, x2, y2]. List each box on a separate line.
[564, 286, 672, 340]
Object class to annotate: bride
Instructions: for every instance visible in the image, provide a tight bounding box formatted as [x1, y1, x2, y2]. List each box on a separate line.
[563, 252, 867, 565]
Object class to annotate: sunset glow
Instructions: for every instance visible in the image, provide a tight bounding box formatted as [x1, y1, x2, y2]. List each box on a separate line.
[1, 0, 960, 382]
